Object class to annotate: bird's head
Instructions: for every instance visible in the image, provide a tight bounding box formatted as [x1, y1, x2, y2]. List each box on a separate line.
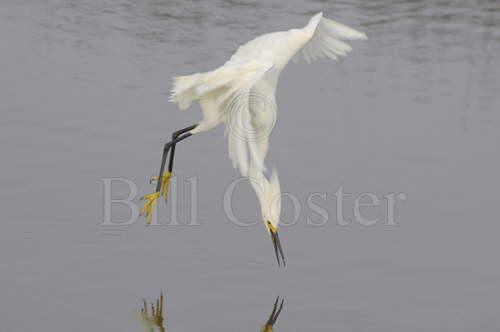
[250, 169, 285, 266]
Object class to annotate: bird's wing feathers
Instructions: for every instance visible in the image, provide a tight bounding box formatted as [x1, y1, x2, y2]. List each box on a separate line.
[170, 59, 273, 177]
[222, 60, 274, 177]
[298, 16, 367, 63]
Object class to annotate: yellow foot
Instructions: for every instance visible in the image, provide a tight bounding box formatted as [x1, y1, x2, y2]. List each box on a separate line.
[150, 172, 172, 201]
[140, 192, 160, 224]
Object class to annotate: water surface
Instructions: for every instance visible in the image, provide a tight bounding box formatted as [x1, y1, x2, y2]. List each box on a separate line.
[1, 0, 500, 331]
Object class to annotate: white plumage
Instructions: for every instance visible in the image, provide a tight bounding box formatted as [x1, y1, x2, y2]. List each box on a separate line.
[249, 168, 282, 232]
[169, 12, 366, 237]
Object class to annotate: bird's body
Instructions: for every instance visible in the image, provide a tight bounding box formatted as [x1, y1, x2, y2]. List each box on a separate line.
[170, 13, 366, 178]
[142, 12, 366, 266]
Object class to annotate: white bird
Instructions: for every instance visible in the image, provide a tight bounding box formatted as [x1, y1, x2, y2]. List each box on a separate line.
[140, 12, 367, 266]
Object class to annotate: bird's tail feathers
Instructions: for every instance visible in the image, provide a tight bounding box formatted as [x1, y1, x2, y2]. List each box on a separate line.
[170, 66, 240, 111]
[169, 73, 205, 110]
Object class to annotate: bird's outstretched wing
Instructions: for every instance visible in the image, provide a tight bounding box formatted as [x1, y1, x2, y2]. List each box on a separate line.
[298, 14, 367, 63]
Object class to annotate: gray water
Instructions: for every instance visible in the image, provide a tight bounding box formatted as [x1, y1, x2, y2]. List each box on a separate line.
[2, 0, 500, 331]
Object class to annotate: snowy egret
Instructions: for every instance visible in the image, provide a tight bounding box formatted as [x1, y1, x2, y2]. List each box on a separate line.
[141, 12, 366, 266]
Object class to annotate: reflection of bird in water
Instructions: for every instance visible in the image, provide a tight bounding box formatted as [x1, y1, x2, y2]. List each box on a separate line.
[136, 293, 284, 332]
[261, 296, 284, 332]
[140, 12, 366, 266]
[136, 293, 165, 332]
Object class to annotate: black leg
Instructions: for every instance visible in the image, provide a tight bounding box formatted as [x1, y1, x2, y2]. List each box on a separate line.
[168, 124, 197, 173]
[141, 126, 198, 223]
[155, 131, 194, 193]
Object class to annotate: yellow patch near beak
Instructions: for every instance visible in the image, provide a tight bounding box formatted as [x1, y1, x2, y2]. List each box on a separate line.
[267, 221, 277, 233]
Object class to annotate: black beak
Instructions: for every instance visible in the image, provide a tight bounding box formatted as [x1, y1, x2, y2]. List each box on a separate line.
[270, 229, 286, 267]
